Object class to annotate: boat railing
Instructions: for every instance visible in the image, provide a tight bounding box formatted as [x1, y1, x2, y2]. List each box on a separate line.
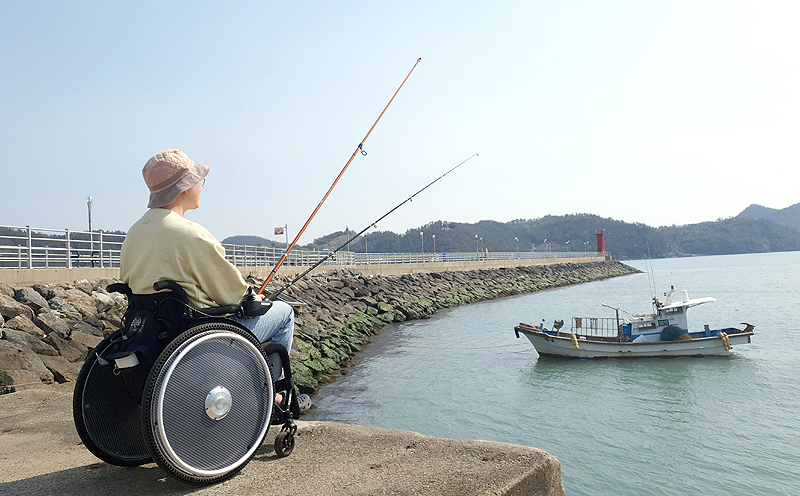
[571, 317, 620, 338]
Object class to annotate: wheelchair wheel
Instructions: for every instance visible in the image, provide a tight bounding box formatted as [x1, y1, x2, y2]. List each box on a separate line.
[141, 322, 274, 485]
[274, 430, 295, 457]
[72, 330, 152, 466]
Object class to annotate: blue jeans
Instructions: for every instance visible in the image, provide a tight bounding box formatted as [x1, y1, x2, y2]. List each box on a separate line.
[230, 300, 294, 354]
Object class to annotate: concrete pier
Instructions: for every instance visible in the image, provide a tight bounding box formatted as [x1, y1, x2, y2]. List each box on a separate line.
[0, 386, 565, 495]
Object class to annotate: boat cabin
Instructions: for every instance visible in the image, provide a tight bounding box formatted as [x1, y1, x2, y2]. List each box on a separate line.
[624, 289, 716, 342]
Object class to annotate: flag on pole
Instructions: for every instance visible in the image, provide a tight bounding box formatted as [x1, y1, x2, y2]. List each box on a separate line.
[274, 227, 285, 235]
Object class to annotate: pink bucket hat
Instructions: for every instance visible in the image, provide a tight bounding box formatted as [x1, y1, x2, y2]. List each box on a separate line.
[142, 149, 211, 208]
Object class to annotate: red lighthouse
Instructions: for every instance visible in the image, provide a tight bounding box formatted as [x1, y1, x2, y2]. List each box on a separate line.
[595, 229, 606, 253]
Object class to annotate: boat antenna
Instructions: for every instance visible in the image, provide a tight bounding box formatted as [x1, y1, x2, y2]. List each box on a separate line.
[646, 240, 657, 305]
[256, 58, 422, 295]
[266, 153, 479, 300]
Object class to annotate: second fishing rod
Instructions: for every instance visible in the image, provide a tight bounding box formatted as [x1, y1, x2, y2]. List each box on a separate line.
[265, 153, 479, 300]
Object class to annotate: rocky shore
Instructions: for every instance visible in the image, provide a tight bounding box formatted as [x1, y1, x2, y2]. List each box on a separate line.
[0, 260, 638, 394]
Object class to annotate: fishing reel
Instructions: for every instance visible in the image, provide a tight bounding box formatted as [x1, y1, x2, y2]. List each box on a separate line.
[241, 287, 272, 317]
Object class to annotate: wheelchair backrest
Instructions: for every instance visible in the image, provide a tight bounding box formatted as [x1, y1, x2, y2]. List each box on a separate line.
[108, 282, 193, 342]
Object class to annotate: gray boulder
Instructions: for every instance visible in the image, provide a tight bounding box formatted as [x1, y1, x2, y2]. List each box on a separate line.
[46, 297, 82, 320]
[31, 283, 56, 300]
[74, 281, 94, 295]
[1, 328, 58, 356]
[0, 340, 54, 385]
[60, 288, 99, 319]
[39, 354, 82, 383]
[34, 311, 72, 339]
[64, 318, 104, 337]
[0, 294, 35, 321]
[92, 291, 116, 313]
[69, 331, 103, 351]
[2, 315, 44, 338]
[14, 287, 51, 312]
[42, 332, 87, 362]
[0, 282, 14, 298]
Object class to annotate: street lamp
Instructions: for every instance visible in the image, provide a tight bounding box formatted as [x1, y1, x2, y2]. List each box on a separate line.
[566, 240, 570, 252]
[475, 234, 479, 255]
[87, 196, 94, 257]
[515, 237, 518, 253]
[86, 196, 93, 232]
[432, 234, 436, 256]
[420, 231, 424, 256]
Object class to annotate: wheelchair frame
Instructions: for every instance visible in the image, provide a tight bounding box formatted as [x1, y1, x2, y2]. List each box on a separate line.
[73, 281, 300, 485]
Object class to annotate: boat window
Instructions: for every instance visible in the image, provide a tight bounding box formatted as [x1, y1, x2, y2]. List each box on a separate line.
[658, 307, 684, 317]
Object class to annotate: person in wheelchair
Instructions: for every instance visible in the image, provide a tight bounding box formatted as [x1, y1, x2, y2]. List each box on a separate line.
[120, 148, 309, 411]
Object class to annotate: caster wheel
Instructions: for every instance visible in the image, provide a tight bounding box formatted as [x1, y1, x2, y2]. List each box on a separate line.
[274, 431, 295, 457]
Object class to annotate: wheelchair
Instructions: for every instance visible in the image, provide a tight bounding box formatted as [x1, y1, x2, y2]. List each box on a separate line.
[73, 280, 301, 485]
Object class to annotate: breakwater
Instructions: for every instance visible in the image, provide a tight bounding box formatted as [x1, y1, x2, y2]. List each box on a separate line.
[256, 260, 638, 391]
[0, 260, 638, 393]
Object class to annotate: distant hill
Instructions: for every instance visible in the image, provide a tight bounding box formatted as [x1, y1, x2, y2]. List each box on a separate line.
[736, 202, 800, 230]
[221, 235, 284, 247]
[222, 204, 800, 259]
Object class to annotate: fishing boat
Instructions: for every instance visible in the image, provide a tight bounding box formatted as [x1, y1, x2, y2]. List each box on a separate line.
[514, 287, 754, 358]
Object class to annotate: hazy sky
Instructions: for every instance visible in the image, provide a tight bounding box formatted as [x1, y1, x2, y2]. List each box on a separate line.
[2, 1, 798, 244]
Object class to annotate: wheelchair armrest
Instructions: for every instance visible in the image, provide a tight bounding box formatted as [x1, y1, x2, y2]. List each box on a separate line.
[199, 305, 241, 316]
[107, 283, 131, 296]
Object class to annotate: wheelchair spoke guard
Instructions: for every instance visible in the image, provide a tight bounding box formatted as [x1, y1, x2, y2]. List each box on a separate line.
[72, 330, 152, 466]
[141, 322, 274, 485]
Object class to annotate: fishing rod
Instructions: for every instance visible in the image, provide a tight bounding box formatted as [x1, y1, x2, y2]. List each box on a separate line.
[266, 153, 479, 300]
[256, 57, 422, 296]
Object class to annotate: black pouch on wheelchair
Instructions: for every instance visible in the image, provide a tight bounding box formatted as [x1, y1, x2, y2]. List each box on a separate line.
[99, 291, 189, 402]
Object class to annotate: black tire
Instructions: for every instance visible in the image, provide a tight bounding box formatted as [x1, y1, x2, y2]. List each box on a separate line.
[274, 431, 294, 457]
[141, 322, 274, 485]
[72, 330, 152, 466]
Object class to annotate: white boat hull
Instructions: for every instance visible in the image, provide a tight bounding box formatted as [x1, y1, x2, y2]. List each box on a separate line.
[515, 324, 753, 358]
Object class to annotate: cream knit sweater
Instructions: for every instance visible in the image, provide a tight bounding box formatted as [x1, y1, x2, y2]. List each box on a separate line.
[120, 209, 248, 308]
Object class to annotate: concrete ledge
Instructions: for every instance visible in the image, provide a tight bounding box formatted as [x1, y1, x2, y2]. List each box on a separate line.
[0, 387, 564, 495]
[0, 267, 121, 286]
[240, 256, 607, 280]
[0, 256, 607, 286]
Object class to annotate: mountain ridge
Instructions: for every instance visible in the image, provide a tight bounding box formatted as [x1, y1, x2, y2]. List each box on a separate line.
[220, 203, 800, 260]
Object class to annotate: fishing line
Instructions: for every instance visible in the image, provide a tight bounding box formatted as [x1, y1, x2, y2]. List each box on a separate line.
[257, 57, 422, 295]
[267, 153, 479, 300]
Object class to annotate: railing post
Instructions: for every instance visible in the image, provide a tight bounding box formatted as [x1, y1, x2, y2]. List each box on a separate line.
[66, 229, 71, 268]
[99, 231, 104, 268]
[26, 225, 32, 268]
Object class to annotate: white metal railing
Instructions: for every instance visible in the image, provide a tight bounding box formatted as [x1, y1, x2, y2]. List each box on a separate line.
[571, 317, 621, 338]
[1, 224, 605, 269]
[0, 225, 125, 269]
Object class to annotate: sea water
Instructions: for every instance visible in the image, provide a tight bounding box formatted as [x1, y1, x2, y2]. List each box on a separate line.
[305, 252, 800, 495]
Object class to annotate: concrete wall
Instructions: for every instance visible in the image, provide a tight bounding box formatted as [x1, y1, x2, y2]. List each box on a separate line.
[0, 268, 121, 287]
[0, 255, 608, 287]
